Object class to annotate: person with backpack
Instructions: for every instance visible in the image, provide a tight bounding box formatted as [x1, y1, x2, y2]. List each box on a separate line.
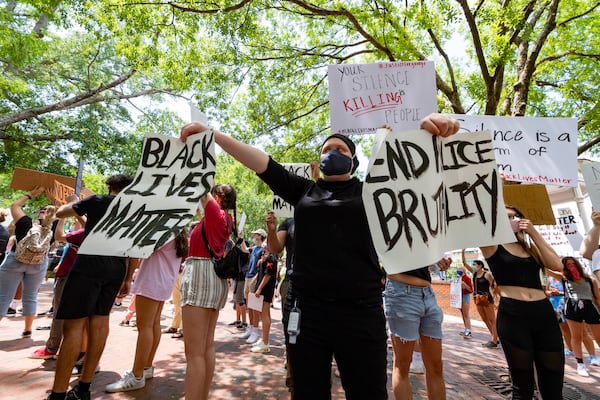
[0, 186, 56, 338]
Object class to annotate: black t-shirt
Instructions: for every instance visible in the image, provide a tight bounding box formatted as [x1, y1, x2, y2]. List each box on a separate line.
[72, 195, 115, 239]
[277, 218, 295, 277]
[259, 158, 384, 300]
[0, 225, 9, 254]
[255, 253, 278, 297]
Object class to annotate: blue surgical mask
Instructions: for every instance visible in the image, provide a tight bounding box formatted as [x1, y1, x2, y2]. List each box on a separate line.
[320, 149, 352, 176]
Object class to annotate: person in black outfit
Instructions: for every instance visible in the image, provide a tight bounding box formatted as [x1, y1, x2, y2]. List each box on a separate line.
[46, 174, 135, 400]
[182, 113, 459, 399]
[479, 206, 564, 400]
[0, 210, 9, 263]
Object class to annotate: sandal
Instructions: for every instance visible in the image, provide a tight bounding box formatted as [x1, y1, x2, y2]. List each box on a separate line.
[162, 327, 178, 334]
[171, 332, 184, 339]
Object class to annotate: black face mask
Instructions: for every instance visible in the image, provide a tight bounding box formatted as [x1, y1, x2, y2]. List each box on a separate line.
[319, 149, 352, 176]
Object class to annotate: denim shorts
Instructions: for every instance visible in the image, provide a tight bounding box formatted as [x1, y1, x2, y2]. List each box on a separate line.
[384, 280, 443, 341]
[462, 293, 471, 304]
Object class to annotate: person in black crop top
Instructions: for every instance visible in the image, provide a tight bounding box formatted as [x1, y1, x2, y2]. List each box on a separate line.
[480, 206, 564, 400]
[181, 113, 460, 400]
[462, 249, 499, 347]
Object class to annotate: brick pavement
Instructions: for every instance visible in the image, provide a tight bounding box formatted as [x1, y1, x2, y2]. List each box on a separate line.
[1, 281, 599, 399]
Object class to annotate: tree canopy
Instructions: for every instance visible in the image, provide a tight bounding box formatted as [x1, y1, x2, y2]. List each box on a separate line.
[1, 0, 598, 228]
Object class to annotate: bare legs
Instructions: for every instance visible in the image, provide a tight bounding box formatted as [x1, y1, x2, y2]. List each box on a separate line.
[390, 335, 445, 400]
[476, 303, 498, 343]
[182, 306, 219, 400]
[132, 295, 164, 378]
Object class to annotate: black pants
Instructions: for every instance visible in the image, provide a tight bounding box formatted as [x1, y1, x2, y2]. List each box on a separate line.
[284, 287, 388, 400]
[497, 297, 564, 399]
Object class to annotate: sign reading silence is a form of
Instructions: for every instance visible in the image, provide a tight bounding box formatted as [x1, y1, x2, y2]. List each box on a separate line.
[451, 114, 578, 187]
[78, 131, 215, 258]
[362, 129, 515, 273]
[328, 61, 437, 135]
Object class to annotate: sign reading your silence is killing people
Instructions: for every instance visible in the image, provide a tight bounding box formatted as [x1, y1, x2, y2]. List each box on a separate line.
[451, 114, 578, 187]
[328, 61, 437, 135]
[362, 129, 515, 273]
[78, 131, 216, 258]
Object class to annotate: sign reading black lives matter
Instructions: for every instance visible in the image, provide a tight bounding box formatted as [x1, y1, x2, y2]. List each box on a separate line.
[272, 163, 312, 218]
[78, 131, 215, 258]
[363, 129, 515, 273]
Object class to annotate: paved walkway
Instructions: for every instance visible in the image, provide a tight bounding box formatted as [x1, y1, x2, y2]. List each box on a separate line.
[1, 281, 599, 399]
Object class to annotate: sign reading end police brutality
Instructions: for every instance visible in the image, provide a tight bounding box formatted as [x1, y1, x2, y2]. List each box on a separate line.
[363, 130, 515, 273]
[328, 61, 437, 135]
[78, 132, 215, 258]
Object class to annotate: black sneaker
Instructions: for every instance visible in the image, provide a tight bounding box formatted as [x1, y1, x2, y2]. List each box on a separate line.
[65, 385, 90, 400]
[236, 322, 248, 330]
[228, 320, 241, 326]
[6, 307, 16, 315]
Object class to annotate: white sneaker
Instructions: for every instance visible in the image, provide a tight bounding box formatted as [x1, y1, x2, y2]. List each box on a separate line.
[250, 339, 270, 353]
[590, 356, 600, 367]
[409, 359, 425, 374]
[577, 363, 590, 377]
[246, 331, 261, 344]
[105, 370, 145, 392]
[238, 328, 253, 339]
[144, 366, 154, 379]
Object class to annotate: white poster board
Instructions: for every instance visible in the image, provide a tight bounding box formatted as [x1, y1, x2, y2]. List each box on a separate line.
[272, 163, 312, 218]
[451, 114, 578, 187]
[328, 61, 437, 135]
[363, 129, 515, 273]
[581, 162, 600, 210]
[248, 294, 264, 312]
[78, 132, 215, 257]
[556, 207, 582, 252]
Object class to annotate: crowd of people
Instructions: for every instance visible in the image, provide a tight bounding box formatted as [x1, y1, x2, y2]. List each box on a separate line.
[0, 113, 599, 399]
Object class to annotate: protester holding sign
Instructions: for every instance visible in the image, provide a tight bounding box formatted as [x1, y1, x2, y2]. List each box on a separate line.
[181, 112, 459, 400]
[479, 205, 564, 400]
[181, 183, 236, 400]
[384, 257, 452, 400]
[106, 229, 188, 392]
[0, 186, 56, 339]
[46, 174, 135, 400]
[461, 249, 499, 348]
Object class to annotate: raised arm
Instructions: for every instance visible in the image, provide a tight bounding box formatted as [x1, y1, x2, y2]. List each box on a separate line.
[522, 220, 562, 271]
[181, 122, 269, 174]
[54, 217, 67, 243]
[581, 211, 600, 260]
[11, 186, 45, 222]
[461, 249, 474, 274]
[266, 211, 286, 254]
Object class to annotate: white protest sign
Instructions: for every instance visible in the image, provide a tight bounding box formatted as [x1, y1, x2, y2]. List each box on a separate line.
[78, 132, 215, 258]
[581, 162, 600, 210]
[556, 207, 582, 252]
[451, 114, 578, 187]
[363, 129, 515, 273]
[536, 224, 574, 256]
[238, 212, 247, 235]
[328, 61, 437, 135]
[272, 163, 312, 218]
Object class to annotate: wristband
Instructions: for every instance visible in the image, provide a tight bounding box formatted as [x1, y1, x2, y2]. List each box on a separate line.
[25, 194, 32, 200]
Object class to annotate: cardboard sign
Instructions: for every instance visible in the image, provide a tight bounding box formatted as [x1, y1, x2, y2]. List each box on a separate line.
[581, 162, 600, 210]
[50, 180, 76, 207]
[363, 129, 515, 273]
[10, 168, 78, 192]
[328, 61, 437, 135]
[78, 131, 215, 258]
[451, 114, 578, 187]
[502, 184, 554, 225]
[272, 163, 312, 218]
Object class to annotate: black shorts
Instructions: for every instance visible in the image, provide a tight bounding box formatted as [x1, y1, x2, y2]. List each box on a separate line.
[565, 299, 600, 324]
[56, 254, 127, 319]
